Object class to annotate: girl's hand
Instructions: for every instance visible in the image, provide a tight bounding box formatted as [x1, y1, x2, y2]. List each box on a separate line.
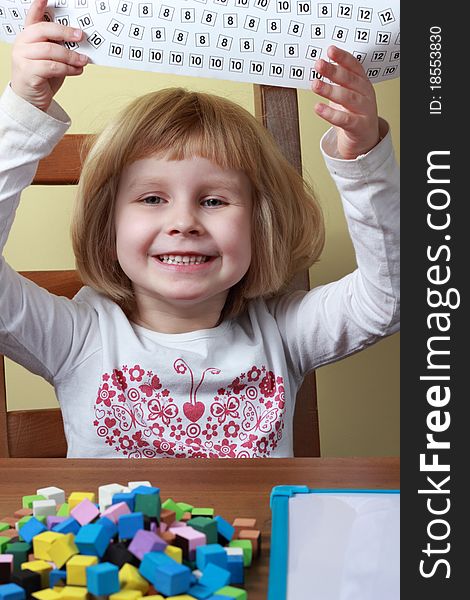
[312, 45, 380, 160]
[11, 0, 88, 111]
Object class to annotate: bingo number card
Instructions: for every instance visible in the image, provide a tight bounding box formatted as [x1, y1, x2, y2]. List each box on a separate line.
[0, 0, 400, 89]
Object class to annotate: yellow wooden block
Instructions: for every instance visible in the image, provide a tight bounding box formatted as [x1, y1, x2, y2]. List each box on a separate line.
[33, 531, 63, 561]
[48, 533, 78, 568]
[31, 589, 62, 600]
[58, 586, 88, 600]
[21, 560, 53, 588]
[66, 554, 98, 586]
[67, 492, 95, 510]
[165, 596, 197, 599]
[118, 563, 149, 594]
[164, 545, 183, 564]
[109, 592, 143, 600]
[144, 597, 165, 600]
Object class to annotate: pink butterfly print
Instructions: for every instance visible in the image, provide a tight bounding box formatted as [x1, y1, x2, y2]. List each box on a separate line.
[147, 398, 178, 426]
[174, 359, 221, 423]
[139, 375, 162, 398]
[242, 400, 278, 434]
[111, 403, 146, 432]
[210, 396, 240, 424]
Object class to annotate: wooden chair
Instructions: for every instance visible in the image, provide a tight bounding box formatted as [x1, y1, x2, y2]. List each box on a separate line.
[0, 86, 320, 458]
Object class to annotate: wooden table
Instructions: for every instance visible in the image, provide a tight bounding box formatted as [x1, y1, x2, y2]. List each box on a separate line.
[0, 457, 399, 599]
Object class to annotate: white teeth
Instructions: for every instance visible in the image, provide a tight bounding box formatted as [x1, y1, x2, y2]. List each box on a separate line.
[158, 254, 209, 265]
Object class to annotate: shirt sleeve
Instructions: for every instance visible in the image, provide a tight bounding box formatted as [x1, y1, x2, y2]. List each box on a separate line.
[0, 85, 97, 384]
[269, 121, 400, 378]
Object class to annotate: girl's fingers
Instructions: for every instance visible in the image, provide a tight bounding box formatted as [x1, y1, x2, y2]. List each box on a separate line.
[29, 59, 85, 79]
[24, 0, 49, 27]
[326, 45, 367, 78]
[315, 58, 369, 96]
[314, 102, 356, 130]
[22, 41, 88, 67]
[20, 21, 83, 43]
[312, 77, 364, 114]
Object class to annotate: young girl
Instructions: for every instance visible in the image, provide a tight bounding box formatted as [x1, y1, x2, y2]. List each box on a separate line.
[1, 0, 399, 458]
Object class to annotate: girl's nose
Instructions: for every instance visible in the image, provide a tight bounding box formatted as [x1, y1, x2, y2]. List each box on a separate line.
[165, 204, 204, 236]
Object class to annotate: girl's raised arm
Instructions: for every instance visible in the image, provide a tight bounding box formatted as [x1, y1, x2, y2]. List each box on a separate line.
[11, 0, 88, 111]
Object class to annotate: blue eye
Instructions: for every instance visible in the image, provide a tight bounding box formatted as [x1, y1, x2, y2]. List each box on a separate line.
[202, 198, 225, 208]
[142, 195, 164, 205]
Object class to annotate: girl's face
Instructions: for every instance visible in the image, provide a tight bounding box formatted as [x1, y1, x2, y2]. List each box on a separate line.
[114, 154, 253, 324]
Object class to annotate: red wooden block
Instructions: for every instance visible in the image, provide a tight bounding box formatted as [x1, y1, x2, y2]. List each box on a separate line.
[232, 518, 257, 538]
[159, 509, 176, 526]
[238, 529, 261, 558]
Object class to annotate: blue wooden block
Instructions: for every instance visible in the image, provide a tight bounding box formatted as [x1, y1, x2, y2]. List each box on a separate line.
[75, 524, 110, 557]
[131, 486, 160, 496]
[226, 554, 244, 585]
[139, 552, 191, 596]
[52, 516, 81, 535]
[0, 584, 26, 600]
[214, 516, 235, 543]
[86, 562, 119, 595]
[112, 493, 135, 512]
[187, 583, 213, 599]
[95, 517, 118, 540]
[118, 512, 144, 540]
[49, 569, 67, 588]
[196, 544, 228, 571]
[18, 518, 47, 544]
[199, 563, 231, 592]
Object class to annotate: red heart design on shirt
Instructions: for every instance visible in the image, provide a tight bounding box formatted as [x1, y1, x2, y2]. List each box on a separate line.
[183, 401, 205, 422]
[105, 417, 116, 428]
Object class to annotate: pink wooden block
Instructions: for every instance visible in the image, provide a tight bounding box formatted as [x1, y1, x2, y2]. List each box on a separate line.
[70, 497, 100, 525]
[170, 526, 206, 551]
[101, 501, 131, 524]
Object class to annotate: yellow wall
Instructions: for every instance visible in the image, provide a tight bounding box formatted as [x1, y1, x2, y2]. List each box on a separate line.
[0, 41, 399, 457]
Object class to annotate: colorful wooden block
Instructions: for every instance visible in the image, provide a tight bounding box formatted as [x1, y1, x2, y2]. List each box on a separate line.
[109, 590, 144, 600]
[139, 553, 191, 597]
[101, 502, 131, 524]
[187, 518, 217, 546]
[32, 531, 62, 561]
[86, 562, 120, 595]
[134, 494, 161, 521]
[14, 567, 43, 594]
[50, 518, 80, 536]
[226, 555, 244, 585]
[74, 524, 109, 557]
[161, 500, 184, 523]
[45, 517, 66, 531]
[0, 556, 13, 585]
[213, 587, 247, 599]
[102, 543, 140, 569]
[227, 540, 252, 567]
[36, 488, 65, 506]
[31, 589, 61, 600]
[48, 569, 67, 588]
[66, 555, 98, 586]
[4, 543, 30, 573]
[231, 519, 256, 539]
[128, 530, 167, 561]
[32, 501, 56, 519]
[164, 546, 183, 565]
[213, 517, 234, 545]
[190, 509, 214, 519]
[169, 528, 206, 563]
[98, 484, 125, 512]
[48, 533, 79, 568]
[21, 497, 46, 511]
[118, 513, 143, 540]
[56, 586, 88, 600]
[0, 583, 26, 600]
[67, 493, 95, 511]
[95, 517, 118, 541]
[238, 529, 261, 558]
[195, 544, 227, 571]
[20, 561, 52, 589]
[70, 499, 99, 526]
[118, 564, 149, 594]
[55, 505, 69, 518]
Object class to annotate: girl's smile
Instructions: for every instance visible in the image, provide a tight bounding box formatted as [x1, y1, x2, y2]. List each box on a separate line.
[114, 154, 253, 331]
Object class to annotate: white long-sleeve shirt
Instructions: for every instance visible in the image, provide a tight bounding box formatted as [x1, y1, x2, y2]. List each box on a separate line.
[0, 85, 399, 458]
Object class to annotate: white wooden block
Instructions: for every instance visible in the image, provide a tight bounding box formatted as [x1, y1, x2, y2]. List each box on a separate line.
[33, 499, 57, 517]
[98, 483, 125, 512]
[36, 486, 65, 505]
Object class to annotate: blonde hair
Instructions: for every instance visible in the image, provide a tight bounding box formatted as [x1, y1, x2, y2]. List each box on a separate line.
[71, 88, 324, 319]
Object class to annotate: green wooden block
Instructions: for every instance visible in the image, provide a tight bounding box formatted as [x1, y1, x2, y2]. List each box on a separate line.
[161, 498, 184, 522]
[5, 541, 31, 571]
[134, 493, 161, 519]
[176, 502, 193, 513]
[0, 522, 10, 533]
[228, 539, 252, 567]
[0, 536, 10, 553]
[22, 495, 46, 509]
[215, 586, 247, 599]
[191, 507, 214, 518]
[56, 503, 70, 517]
[187, 517, 218, 545]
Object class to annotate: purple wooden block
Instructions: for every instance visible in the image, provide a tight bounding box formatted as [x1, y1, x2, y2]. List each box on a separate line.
[150, 522, 158, 533]
[46, 516, 67, 530]
[128, 529, 167, 560]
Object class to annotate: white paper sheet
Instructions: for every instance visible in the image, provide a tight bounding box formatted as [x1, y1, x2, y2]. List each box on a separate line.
[0, 0, 399, 88]
[287, 492, 400, 599]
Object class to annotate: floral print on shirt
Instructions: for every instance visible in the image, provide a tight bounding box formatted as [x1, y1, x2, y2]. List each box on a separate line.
[93, 359, 286, 458]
